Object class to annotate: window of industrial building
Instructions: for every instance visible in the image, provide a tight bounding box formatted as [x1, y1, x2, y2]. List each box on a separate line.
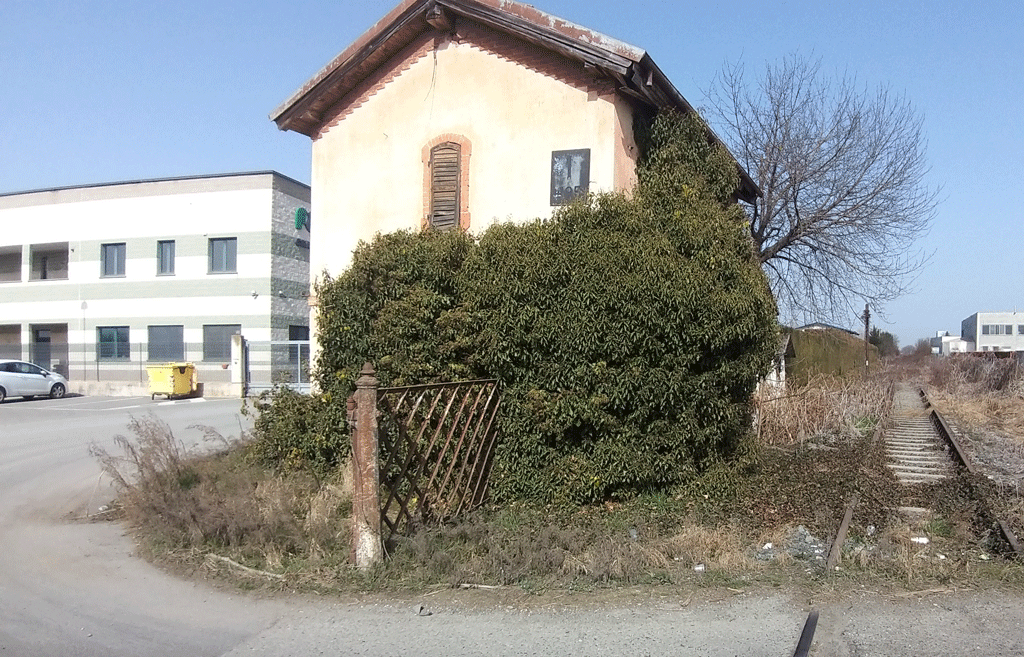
[288, 325, 310, 365]
[148, 325, 184, 361]
[550, 149, 590, 205]
[1018, 325, 1024, 335]
[30, 243, 69, 280]
[101, 243, 126, 278]
[0, 246, 21, 282]
[208, 237, 237, 273]
[0, 324, 20, 359]
[203, 324, 240, 361]
[157, 240, 175, 275]
[981, 324, 1013, 335]
[97, 326, 130, 360]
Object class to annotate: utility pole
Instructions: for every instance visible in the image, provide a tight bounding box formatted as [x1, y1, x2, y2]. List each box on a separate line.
[862, 303, 870, 374]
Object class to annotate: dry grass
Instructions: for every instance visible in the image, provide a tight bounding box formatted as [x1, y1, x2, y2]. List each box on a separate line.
[372, 504, 767, 589]
[931, 393, 1024, 446]
[928, 356, 1023, 396]
[657, 524, 756, 570]
[926, 357, 1024, 439]
[91, 415, 353, 577]
[96, 371, 1024, 594]
[929, 356, 1024, 442]
[755, 373, 892, 446]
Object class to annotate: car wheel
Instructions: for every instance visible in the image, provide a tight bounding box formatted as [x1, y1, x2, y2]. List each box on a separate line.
[0, 387, 6, 403]
[50, 383, 66, 399]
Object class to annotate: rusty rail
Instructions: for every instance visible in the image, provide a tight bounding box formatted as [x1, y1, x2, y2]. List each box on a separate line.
[825, 494, 859, 571]
[918, 388, 1022, 559]
[791, 610, 819, 657]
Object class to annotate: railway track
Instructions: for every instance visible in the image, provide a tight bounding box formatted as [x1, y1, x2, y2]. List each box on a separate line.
[864, 383, 1022, 556]
[804, 382, 1022, 656]
[887, 387, 953, 485]
[916, 386, 1023, 556]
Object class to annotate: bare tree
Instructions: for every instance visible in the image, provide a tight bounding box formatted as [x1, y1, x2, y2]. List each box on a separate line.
[704, 54, 938, 322]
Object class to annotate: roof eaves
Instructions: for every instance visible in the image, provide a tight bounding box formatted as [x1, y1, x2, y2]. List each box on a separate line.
[0, 171, 309, 199]
[270, 0, 427, 129]
[270, 0, 645, 132]
[583, 50, 758, 203]
[442, 0, 645, 68]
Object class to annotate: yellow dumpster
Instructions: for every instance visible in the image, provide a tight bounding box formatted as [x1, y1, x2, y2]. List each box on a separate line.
[146, 362, 197, 400]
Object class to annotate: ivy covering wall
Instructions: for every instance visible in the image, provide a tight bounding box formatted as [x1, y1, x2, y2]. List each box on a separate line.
[257, 112, 778, 505]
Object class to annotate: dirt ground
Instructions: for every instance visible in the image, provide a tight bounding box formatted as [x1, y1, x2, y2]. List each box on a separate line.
[213, 585, 1024, 657]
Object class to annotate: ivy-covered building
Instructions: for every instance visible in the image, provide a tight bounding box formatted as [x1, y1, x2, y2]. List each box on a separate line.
[271, 0, 759, 366]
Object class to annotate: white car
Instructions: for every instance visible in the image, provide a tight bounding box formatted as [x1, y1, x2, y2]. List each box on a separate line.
[0, 360, 68, 403]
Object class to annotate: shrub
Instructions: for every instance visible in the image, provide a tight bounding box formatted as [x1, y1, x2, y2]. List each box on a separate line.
[463, 113, 777, 503]
[314, 228, 480, 389]
[245, 386, 350, 475]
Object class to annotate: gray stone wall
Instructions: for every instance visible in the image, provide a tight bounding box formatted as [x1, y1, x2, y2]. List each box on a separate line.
[270, 177, 312, 343]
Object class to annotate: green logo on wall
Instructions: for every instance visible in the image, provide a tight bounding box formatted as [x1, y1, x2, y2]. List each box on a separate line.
[294, 208, 310, 231]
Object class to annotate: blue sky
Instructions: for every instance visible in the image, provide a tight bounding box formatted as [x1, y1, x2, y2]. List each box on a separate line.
[2, 0, 1021, 347]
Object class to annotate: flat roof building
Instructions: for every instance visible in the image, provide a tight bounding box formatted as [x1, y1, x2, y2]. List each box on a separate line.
[0, 172, 311, 396]
[960, 312, 1024, 354]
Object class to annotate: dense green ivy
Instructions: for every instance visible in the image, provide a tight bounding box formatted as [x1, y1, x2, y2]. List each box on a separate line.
[313, 228, 481, 389]
[273, 111, 777, 504]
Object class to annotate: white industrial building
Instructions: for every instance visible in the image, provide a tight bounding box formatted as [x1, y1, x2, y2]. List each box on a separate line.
[960, 312, 1024, 354]
[0, 172, 311, 396]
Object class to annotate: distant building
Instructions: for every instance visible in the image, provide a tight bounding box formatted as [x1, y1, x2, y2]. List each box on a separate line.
[761, 333, 795, 390]
[960, 312, 1024, 353]
[0, 172, 311, 396]
[930, 330, 973, 356]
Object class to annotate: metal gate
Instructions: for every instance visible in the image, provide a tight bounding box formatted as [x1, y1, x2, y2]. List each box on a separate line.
[244, 339, 311, 394]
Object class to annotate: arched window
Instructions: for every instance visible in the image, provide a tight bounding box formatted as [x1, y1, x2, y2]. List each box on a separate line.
[428, 142, 461, 230]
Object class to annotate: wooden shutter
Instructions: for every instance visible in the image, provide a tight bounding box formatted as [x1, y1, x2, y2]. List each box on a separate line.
[429, 143, 460, 230]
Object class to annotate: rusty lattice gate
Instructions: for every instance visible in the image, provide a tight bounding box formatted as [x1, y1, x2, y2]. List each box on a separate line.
[348, 363, 501, 567]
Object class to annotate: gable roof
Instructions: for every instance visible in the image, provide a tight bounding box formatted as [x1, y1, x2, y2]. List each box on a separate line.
[270, 0, 760, 204]
[796, 322, 859, 336]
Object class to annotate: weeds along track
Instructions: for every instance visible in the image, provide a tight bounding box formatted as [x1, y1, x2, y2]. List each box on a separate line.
[888, 384, 1022, 558]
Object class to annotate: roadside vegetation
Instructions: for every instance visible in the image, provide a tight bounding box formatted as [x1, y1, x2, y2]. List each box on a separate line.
[92, 112, 1022, 593]
[93, 364, 1023, 593]
[92, 372, 885, 590]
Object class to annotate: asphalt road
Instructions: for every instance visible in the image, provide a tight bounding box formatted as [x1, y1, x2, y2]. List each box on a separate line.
[0, 394, 288, 656]
[1, 395, 1023, 656]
